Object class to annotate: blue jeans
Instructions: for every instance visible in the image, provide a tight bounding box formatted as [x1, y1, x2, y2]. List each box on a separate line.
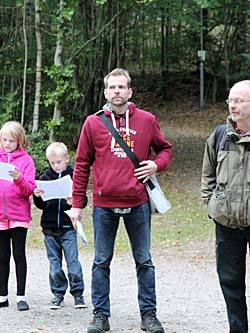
[91, 203, 156, 317]
[44, 229, 84, 296]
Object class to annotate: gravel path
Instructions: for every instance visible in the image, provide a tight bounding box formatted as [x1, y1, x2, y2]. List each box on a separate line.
[0, 115, 235, 333]
[0, 239, 232, 333]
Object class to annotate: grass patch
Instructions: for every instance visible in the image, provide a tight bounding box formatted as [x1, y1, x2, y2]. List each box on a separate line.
[150, 187, 214, 250]
[27, 187, 213, 253]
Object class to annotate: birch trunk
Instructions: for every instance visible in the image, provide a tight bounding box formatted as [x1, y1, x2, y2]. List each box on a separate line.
[49, 0, 64, 141]
[33, 0, 42, 133]
[21, 0, 28, 125]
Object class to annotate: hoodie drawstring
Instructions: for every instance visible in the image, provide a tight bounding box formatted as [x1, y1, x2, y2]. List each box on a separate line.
[125, 109, 129, 136]
[110, 113, 117, 149]
[110, 109, 130, 149]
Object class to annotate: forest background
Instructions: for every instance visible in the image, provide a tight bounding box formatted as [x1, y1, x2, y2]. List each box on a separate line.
[0, 0, 250, 248]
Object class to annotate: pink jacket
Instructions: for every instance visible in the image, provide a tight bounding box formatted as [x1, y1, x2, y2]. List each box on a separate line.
[0, 148, 36, 224]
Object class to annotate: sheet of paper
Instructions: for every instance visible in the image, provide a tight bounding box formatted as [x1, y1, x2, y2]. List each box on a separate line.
[0, 162, 15, 182]
[76, 220, 89, 244]
[36, 174, 72, 201]
[64, 209, 89, 245]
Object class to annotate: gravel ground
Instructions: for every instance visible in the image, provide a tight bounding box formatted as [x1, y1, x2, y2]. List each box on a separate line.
[0, 110, 236, 333]
[0, 238, 233, 333]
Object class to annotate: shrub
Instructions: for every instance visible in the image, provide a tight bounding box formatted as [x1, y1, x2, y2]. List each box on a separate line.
[27, 130, 49, 178]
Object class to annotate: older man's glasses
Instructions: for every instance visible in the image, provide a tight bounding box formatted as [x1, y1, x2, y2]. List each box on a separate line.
[226, 99, 250, 105]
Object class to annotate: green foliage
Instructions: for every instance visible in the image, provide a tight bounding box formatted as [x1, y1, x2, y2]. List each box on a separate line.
[0, 90, 20, 125]
[27, 130, 49, 178]
[52, 4, 75, 37]
[27, 123, 77, 179]
[43, 64, 80, 107]
[43, 116, 65, 132]
[1, 0, 250, 127]
[42, 116, 80, 148]
[96, 0, 107, 5]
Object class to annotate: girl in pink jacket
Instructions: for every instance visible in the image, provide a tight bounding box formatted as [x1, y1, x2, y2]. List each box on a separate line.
[0, 121, 35, 311]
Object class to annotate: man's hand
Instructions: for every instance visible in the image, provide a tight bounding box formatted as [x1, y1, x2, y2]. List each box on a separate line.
[134, 160, 158, 183]
[70, 207, 82, 229]
[66, 196, 72, 205]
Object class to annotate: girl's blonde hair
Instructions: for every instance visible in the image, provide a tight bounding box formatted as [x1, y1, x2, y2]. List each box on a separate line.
[0, 121, 28, 149]
[46, 142, 68, 158]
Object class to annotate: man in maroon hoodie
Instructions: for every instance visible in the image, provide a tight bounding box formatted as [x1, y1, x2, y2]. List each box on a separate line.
[71, 68, 172, 333]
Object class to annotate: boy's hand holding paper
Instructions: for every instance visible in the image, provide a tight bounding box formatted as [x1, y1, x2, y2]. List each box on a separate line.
[35, 174, 72, 201]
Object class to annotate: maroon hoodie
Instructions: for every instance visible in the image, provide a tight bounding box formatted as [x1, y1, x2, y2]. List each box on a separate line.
[73, 102, 172, 208]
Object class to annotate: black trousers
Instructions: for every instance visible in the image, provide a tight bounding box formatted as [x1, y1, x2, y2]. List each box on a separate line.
[0, 227, 28, 296]
[216, 222, 250, 333]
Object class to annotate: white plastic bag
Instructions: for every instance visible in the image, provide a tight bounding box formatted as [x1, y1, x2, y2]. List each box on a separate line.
[145, 175, 171, 214]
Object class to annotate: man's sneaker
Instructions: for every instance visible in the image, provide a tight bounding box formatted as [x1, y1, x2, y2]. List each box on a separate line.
[141, 311, 164, 333]
[74, 295, 87, 309]
[87, 314, 110, 333]
[0, 300, 9, 308]
[17, 300, 29, 311]
[49, 295, 64, 310]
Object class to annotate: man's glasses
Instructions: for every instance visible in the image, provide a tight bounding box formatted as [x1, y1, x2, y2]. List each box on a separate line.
[226, 99, 250, 105]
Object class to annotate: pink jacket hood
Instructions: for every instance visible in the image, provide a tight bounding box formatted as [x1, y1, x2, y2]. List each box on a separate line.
[0, 148, 36, 222]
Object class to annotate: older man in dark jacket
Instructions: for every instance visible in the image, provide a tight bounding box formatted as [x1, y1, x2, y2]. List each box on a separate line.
[201, 80, 250, 333]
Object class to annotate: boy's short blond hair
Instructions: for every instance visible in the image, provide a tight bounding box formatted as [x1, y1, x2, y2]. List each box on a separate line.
[46, 142, 68, 158]
[0, 121, 28, 149]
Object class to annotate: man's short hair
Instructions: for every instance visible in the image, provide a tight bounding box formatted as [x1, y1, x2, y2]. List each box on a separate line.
[104, 68, 131, 88]
[46, 142, 68, 158]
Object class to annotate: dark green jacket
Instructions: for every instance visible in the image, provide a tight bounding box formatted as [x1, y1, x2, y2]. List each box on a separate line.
[201, 116, 250, 229]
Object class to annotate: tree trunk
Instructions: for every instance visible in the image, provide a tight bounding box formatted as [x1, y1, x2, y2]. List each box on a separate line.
[232, 0, 247, 73]
[222, 6, 234, 92]
[161, 5, 169, 98]
[33, 0, 42, 133]
[116, 1, 120, 67]
[49, 0, 64, 141]
[21, 0, 28, 126]
[212, 75, 217, 104]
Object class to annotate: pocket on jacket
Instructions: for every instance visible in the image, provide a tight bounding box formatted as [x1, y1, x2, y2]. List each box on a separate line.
[216, 152, 228, 185]
[95, 168, 141, 199]
[207, 192, 230, 226]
